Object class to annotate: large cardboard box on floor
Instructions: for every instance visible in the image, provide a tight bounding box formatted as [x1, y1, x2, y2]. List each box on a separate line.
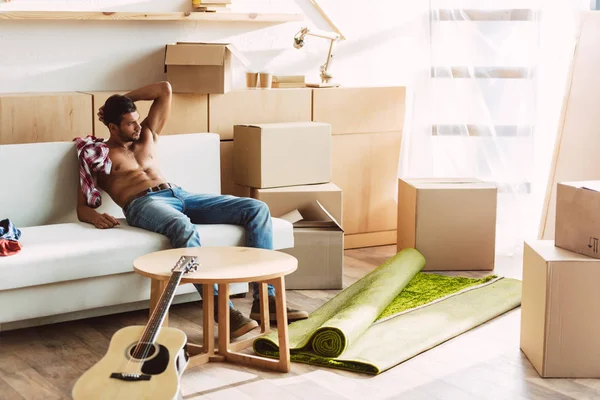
[164, 42, 249, 94]
[555, 181, 600, 258]
[233, 122, 332, 189]
[250, 183, 342, 225]
[279, 201, 344, 290]
[396, 178, 497, 271]
[521, 240, 600, 378]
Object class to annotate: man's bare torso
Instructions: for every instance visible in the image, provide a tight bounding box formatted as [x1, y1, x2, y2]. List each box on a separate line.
[97, 135, 167, 208]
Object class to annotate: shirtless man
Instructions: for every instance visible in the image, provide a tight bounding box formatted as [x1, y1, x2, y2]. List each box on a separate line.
[76, 81, 307, 338]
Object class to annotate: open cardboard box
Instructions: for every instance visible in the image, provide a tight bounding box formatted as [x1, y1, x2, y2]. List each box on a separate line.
[164, 42, 249, 94]
[249, 182, 342, 227]
[278, 200, 344, 290]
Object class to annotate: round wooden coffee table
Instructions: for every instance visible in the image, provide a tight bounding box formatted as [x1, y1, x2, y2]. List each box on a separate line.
[133, 246, 297, 373]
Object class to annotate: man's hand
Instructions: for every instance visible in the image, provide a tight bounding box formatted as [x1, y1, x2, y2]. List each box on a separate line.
[97, 105, 105, 125]
[92, 213, 120, 229]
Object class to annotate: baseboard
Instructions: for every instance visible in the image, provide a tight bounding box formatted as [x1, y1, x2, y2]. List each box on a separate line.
[344, 230, 397, 249]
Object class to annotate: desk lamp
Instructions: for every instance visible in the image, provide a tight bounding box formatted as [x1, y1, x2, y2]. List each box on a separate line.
[293, 27, 341, 88]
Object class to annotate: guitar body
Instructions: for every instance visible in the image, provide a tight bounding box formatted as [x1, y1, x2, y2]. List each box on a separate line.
[72, 325, 189, 400]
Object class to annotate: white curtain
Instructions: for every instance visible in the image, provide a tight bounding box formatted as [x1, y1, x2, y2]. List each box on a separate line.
[399, 1, 589, 256]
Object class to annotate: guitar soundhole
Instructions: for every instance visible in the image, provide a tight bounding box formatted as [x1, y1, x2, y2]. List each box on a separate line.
[129, 342, 157, 360]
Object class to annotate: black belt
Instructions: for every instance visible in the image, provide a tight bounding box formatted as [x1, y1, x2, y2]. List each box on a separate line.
[123, 183, 178, 211]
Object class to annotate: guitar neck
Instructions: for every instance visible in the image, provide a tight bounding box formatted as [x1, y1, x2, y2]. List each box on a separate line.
[141, 272, 184, 344]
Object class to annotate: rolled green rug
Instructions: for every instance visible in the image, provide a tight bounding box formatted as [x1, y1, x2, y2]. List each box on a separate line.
[310, 248, 425, 357]
[311, 328, 344, 357]
[253, 248, 522, 374]
[256, 248, 426, 358]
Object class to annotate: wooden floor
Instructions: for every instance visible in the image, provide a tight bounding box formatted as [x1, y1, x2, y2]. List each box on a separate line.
[1, 245, 599, 400]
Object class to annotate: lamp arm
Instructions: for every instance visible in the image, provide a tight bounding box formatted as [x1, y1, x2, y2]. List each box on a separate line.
[306, 31, 339, 83]
[304, 30, 339, 41]
[321, 38, 336, 82]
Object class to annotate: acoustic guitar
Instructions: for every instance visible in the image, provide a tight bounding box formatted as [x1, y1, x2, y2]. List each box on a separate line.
[72, 255, 199, 400]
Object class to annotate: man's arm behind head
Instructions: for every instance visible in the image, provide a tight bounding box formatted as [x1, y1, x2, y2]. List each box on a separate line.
[125, 81, 172, 141]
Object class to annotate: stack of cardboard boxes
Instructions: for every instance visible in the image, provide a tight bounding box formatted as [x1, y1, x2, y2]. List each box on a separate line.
[232, 122, 345, 290]
[124, 41, 405, 292]
[521, 181, 600, 379]
[163, 41, 345, 290]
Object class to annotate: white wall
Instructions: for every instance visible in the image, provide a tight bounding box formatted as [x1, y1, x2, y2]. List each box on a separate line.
[0, 0, 425, 94]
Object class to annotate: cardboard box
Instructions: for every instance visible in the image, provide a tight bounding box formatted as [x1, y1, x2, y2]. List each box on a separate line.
[233, 122, 332, 189]
[332, 131, 402, 236]
[0, 92, 92, 145]
[396, 178, 497, 271]
[312, 86, 406, 134]
[220, 140, 251, 197]
[555, 181, 600, 258]
[521, 240, 600, 378]
[250, 183, 342, 226]
[164, 42, 249, 94]
[208, 89, 312, 140]
[220, 140, 234, 195]
[279, 201, 344, 290]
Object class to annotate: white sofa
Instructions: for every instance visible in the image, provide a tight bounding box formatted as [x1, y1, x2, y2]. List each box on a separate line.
[0, 133, 294, 331]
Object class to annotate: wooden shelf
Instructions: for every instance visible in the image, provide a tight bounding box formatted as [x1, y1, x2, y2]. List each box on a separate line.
[0, 10, 304, 23]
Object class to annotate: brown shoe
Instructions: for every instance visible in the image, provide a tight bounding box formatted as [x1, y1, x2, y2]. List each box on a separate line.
[229, 308, 259, 338]
[249, 296, 308, 322]
[213, 300, 258, 339]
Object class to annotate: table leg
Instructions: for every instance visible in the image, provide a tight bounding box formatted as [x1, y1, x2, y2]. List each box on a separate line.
[219, 277, 291, 373]
[217, 283, 230, 357]
[259, 282, 270, 334]
[271, 276, 290, 372]
[149, 279, 168, 327]
[202, 284, 215, 355]
[186, 284, 218, 368]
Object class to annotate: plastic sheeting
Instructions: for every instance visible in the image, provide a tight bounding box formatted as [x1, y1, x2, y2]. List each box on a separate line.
[399, 1, 586, 255]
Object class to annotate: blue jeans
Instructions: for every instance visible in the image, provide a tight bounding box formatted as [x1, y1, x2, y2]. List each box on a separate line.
[123, 187, 276, 309]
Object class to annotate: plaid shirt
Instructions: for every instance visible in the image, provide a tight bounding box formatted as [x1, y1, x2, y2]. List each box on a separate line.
[73, 135, 112, 208]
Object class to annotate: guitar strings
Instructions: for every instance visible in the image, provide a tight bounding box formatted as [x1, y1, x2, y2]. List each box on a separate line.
[120, 281, 167, 375]
[121, 256, 193, 375]
[124, 270, 181, 374]
[132, 256, 197, 373]
[131, 270, 184, 374]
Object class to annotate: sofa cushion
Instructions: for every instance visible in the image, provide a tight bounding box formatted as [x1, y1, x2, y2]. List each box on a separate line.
[0, 218, 293, 291]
